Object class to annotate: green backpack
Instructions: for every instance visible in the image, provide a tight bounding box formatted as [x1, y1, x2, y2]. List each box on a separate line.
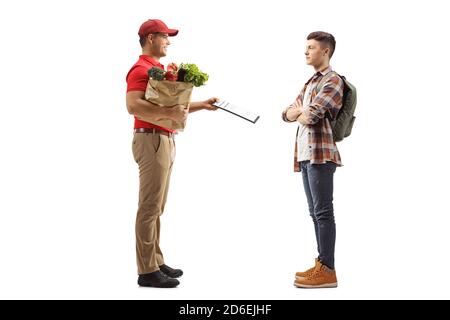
[316, 71, 357, 142]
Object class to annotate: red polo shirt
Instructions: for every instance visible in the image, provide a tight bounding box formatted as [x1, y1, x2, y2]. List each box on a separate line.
[126, 55, 175, 132]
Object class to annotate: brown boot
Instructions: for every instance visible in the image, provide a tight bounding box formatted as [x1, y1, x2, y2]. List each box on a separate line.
[294, 260, 337, 288]
[295, 258, 319, 280]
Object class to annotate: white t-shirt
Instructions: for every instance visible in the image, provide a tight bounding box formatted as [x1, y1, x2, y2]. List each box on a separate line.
[297, 82, 313, 161]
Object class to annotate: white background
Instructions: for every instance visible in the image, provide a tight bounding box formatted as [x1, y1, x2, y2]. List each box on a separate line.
[0, 0, 449, 300]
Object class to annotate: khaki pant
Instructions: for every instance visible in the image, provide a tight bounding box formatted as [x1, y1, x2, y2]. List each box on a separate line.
[132, 132, 175, 275]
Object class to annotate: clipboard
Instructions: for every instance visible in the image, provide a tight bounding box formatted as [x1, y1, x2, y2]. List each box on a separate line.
[213, 100, 260, 124]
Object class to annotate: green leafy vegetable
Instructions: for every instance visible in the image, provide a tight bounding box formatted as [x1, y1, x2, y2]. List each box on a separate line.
[179, 63, 209, 87]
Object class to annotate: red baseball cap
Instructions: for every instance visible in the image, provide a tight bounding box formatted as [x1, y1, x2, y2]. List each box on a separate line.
[138, 19, 178, 37]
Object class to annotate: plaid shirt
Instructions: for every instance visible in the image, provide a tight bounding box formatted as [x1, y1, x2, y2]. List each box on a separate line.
[282, 67, 344, 172]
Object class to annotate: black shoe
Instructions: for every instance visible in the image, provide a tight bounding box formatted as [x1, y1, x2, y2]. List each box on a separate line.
[138, 270, 179, 288]
[159, 264, 183, 278]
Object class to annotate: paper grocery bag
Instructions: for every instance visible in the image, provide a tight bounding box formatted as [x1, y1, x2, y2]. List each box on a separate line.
[139, 79, 194, 131]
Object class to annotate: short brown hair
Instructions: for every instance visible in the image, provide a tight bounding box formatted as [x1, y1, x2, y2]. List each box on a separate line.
[139, 36, 146, 48]
[307, 31, 336, 58]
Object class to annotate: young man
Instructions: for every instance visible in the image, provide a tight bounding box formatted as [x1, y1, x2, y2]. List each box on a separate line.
[282, 31, 344, 288]
[126, 19, 218, 288]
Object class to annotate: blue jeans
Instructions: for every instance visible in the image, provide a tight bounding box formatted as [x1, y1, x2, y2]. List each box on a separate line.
[301, 161, 337, 269]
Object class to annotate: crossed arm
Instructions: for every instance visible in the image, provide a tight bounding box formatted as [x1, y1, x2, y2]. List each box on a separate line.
[282, 75, 344, 126]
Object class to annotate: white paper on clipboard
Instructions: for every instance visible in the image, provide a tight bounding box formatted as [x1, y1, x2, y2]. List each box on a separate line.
[213, 100, 260, 124]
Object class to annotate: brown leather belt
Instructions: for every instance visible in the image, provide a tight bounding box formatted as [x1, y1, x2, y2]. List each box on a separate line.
[134, 128, 175, 137]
